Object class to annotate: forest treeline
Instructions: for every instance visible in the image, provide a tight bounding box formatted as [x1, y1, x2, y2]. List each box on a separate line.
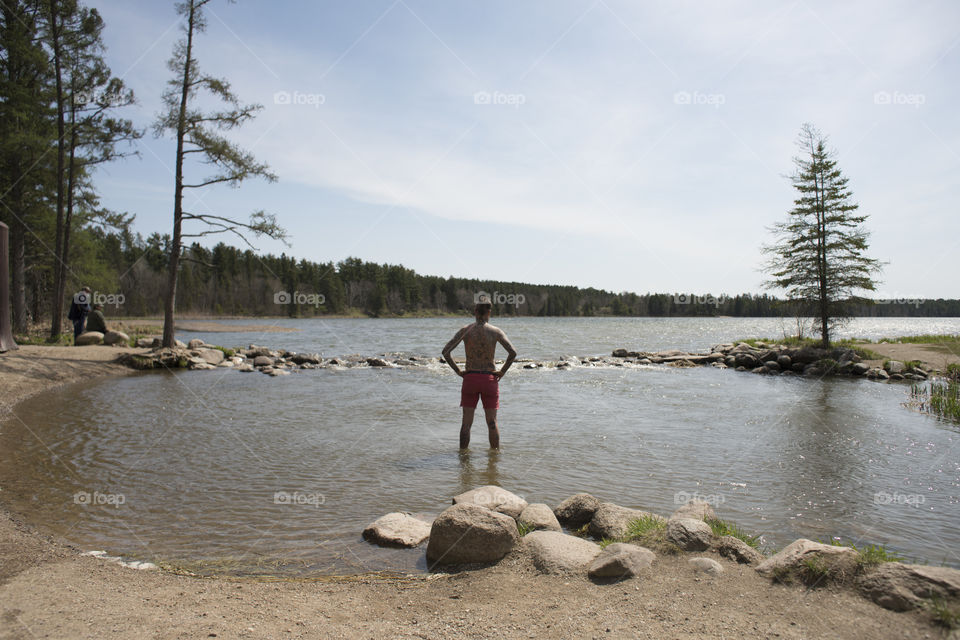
[45, 229, 960, 319]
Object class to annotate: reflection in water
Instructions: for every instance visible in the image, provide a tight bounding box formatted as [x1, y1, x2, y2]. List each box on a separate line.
[457, 448, 501, 494]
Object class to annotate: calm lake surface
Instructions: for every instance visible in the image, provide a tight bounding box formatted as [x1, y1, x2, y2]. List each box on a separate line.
[1, 317, 959, 575]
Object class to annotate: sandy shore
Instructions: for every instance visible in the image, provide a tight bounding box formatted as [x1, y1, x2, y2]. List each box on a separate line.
[0, 344, 943, 639]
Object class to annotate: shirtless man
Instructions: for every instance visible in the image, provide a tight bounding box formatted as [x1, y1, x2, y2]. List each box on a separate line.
[442, 299, 517, 449]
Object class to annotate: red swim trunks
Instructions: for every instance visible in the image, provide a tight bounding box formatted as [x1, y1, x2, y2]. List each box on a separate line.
[460, 372, 499, 409]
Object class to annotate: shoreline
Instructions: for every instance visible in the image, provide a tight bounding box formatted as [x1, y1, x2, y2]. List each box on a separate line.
[0, 343, 953, 638]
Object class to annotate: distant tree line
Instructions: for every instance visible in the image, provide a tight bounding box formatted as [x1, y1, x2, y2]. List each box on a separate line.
[20, 230, 956, 321]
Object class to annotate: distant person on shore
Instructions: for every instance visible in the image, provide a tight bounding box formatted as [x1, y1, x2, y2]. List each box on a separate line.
[85, 303, 107, 334]
[442, 295, 517, 449]
[67, 287, 92, 342]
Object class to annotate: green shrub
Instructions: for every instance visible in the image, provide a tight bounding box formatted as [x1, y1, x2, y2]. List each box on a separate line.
[705, 517, 761, 548]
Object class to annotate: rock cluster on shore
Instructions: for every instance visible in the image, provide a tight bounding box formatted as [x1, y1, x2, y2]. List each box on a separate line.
[361, 486, 960, 620]
[612, 341, 938, 382]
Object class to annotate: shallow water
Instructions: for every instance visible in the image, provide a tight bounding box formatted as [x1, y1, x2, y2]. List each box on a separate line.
[1, 317, 958, 575]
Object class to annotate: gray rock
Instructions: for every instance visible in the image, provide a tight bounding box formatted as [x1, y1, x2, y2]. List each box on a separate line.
[755, 539, 859, 582]
[187, 338, 205, 349]
[554, 493, 602, 527]
[289, 352, 322, 365]
[253, 355, 274, 367]
[587, 543, 655, 579]
[666, 518, 713, 551]
[734, 353, 759, 368]
[267, 368, 290, 376]
[885, 360, 905, 374]
[777, 354, 792, 369]
[135, 337, 156, 349]
[187, 358, 216, 370]
[669, 499, 715, 522]
[103, 330, 129, 346]
[75, 331, 104, 346]
[453, 485, 528, 519]
[724, 355, 736, 367]
[236, 364, 255, 372]
[689, 557, 724, 575]
[851, 362, 870, 375]
[426, 504, 519, 566]
[246, 346, 273, 358]
[362, 512, 432, 548]
[857, 562, 960, 612]
[518, 503, 561, 532]
[589, 503, 664, 540]
[714, 535, 764, 565]
[367, 357, 391, 367]
[764, 360, 780, 371]
[175, 339, 187, 349]
[196, 348, 224, 366]
[524, 530, 601, 575]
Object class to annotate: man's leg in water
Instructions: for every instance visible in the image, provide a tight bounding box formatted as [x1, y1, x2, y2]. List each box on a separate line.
[484, 408, 500, 449]
[460, 406, 475, 449]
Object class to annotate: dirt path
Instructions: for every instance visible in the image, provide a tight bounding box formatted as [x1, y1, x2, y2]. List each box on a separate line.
[865, 342, 960, 372]
[0, 344, 944, 639]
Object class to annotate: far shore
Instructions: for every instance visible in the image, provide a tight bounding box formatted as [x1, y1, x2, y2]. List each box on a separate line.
[0, 340, 953, 638]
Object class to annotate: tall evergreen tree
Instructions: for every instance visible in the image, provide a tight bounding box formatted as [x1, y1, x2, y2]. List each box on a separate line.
[45, 0, 140, 338]
[154, 0, 284, 348]
[763, 123, 884, 347]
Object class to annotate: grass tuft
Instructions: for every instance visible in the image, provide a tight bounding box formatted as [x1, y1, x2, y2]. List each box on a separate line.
[516, 521, 535, 537]
[705, 517, 761, 548]
[928, 595, 960, 630]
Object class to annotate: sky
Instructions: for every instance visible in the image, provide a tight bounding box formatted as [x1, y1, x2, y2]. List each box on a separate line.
[84, 0, 959, 299]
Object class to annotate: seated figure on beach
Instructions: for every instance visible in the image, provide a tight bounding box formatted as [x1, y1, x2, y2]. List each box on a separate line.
[85, 304, 108, 334]
[442, 296, 517, 449]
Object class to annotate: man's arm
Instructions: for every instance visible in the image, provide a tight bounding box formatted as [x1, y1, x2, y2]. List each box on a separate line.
[495, 330, 517, 379]
[441, 326, 468, 376]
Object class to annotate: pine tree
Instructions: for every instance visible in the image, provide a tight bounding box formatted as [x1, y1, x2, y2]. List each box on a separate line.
[764, 123, 884, 347]
[154, 0, 284, 347]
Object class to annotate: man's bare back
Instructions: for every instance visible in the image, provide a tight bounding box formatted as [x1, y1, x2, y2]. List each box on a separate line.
[444, 322, 514, 374]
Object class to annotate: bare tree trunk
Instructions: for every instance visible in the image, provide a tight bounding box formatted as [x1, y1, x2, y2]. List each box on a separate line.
[9, 212, 27, 333]
[48, 0, 67, 340]
[162, 0, 196, 348]
[0, 222, 17, 351]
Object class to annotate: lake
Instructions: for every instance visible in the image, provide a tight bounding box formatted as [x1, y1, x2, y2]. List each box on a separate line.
[1, 316, 958, 575]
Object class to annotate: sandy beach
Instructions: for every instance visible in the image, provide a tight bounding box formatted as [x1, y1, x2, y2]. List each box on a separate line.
[0, 343, 948, 639]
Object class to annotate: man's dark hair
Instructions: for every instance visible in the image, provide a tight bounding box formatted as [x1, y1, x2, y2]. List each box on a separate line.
[474, 303, 492, 316]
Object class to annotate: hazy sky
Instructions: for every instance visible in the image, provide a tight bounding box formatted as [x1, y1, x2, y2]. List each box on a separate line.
[85, 0, 959, 298]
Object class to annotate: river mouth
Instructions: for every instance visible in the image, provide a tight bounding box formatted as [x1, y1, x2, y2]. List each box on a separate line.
[1, 354, 958, 577]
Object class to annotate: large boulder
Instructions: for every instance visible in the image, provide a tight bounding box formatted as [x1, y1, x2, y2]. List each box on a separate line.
[884, 360, 905, 374]
[103, 330, 129, 346]
[669, 499, 715, 522]
[524, 530, 601, 575]
[362, 512, 432, 548]
[187, 338, 205, 349]
[453, 485, 528, 519]
[253, 355, 275, 367]
[755, 539, 859, 583]
[75, 331, 104, 346]
[426, 504, 518, 567]
[518, 503, 561, 532]
[589, 503, 664, 540]
[714, 535, 764, 565]
[289, 352, 322, 365]
[666, 518, 713, 551]
[135, 337, 158, 349]
[587, 543, 655, 579]
[554, 493, 601, 527]
[857, 563, 960, 612]
[196, 348, 224, 366]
